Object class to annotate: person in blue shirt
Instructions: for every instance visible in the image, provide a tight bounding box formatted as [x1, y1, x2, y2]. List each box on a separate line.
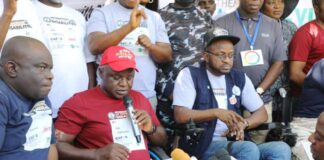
[0, 36, 57, 160]
[291, 58, 324, 160]
[296, 58, 324, 118]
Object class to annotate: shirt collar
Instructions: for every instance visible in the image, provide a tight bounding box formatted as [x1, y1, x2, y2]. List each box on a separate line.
[236, 9, 261, 21]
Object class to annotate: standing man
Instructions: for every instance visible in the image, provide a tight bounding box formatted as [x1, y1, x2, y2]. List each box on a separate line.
[156, 0, 213, 139]
[0, 0, 45, 52]
[87, 0, 172, 108]
[172, 27, 291, 160]
[0, 36, 57, 160]
[289, 0, 324, 97]
[198, 0, 216, 16]
[0, 0, 90, 120]
[34, 0, 89, 119]
[55, 46, 167, 160]
[308, 112, 324, 160]
[215, 0, 286, 143]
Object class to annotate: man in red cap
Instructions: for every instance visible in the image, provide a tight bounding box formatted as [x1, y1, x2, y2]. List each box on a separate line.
[54, 46, 167, 160]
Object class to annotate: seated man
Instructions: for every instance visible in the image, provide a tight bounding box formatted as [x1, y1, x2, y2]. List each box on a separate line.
[172, 27, 291, 160]
[55, 46, 167, 160]
[0, 36, 57, 160]
[291, 58, 324, 160]
[308, 112, 324, 160]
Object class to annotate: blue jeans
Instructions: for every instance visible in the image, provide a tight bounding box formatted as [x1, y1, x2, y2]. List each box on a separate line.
[201, 140, 291, 160]
[258, 141, 291, 160]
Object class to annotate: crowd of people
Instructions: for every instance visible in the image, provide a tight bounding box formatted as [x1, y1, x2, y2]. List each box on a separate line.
[0, 0, 323, 160]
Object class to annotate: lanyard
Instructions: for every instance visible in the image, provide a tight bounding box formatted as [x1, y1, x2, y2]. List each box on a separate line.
[235, 11, 262, 50]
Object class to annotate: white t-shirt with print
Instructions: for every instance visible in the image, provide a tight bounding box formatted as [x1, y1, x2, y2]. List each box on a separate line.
[34, 1, 88, 118]
[173, 67, 264, 140]
[0, 0, 47, 54]
[86, 2, 170, 98]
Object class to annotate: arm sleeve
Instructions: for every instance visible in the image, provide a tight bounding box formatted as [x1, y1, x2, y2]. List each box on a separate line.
[50, 124, 56, 144]
[241, 74, 264, 112]
[154, 12, 170, 44]
[271, 22, 287, 62]
[86, 8, 108, 35]
[309, 59, 324, 91]
[83, 39, 96, 63]
[172, 68, 196, 109]
[289, 27, 312, 61]
[54, 96, 87, 135]
[0, 94, 8, 149]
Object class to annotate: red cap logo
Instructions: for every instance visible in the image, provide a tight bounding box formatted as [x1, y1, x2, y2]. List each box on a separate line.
[100, 46, 138, 72]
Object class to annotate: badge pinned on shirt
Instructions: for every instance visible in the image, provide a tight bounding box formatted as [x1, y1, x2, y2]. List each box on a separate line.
[229, 95, 237, 105]
[240, 49, 264, 66]
[232, 85, 241, 96]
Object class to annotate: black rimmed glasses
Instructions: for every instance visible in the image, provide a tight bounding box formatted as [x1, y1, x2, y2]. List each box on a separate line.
[205, 50, 234, 61]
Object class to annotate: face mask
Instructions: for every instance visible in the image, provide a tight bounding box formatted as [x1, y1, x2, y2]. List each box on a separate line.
[48, 0, 62, 4]
[175, 0, 195, 6]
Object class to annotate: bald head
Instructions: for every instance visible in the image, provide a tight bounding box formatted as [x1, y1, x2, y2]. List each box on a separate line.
[0, 36, 53, 100]
[1, 36, 49, 64]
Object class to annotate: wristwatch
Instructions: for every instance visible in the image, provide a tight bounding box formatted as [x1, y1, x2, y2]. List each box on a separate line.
[145, 124, 157, 136]
[256, 87, 264, 95]
[244, 119, 250, 130]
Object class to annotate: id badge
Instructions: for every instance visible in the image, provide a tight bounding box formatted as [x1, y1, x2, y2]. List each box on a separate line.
[240, 49, 264, 66]
[23, 101, 52, 151]
[108, 111, 146, 151]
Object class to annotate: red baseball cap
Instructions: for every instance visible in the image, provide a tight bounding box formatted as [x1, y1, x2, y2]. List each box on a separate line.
[100, 46, 138, 72]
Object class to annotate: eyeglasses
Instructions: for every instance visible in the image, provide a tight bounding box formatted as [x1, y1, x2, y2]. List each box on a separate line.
[205, 50, 234, 61]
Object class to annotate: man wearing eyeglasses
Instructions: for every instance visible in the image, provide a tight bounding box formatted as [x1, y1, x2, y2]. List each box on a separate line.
[172, 27, 291, 160]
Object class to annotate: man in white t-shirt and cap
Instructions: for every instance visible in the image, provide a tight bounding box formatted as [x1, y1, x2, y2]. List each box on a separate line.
[172, 27, 291, 160]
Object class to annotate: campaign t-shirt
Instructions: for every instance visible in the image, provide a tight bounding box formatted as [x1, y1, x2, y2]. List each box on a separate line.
[0, 0, 46, 54]
[0, 80, 55, 160]
[87, 2, 170, 98]
[34, 1, 89, 118]
[55, 87, 160, 160]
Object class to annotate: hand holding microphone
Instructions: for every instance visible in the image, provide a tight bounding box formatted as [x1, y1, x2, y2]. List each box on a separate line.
[123, 96, 155, 143]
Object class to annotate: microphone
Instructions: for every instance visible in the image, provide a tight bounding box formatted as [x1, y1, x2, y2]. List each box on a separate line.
[171, 148, 197, 160]
[123, 95, 141, 143]
[279, 88, 287, 98]
[208, 149, 231, 160]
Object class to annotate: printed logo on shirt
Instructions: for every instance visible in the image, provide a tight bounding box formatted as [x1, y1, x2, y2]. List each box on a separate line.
[108, 111, 146, 151]
[43, 17, 76, 26]
[117, 19, 150, 57]
[213, 88, 226, 96]
[261, 33, 270, 38]
[108, 111, 128, 120]
[41, 17, 81, 50]
[23, 100, 52, 117]
[116, 20, 147, 28]
[23, 100, 52, 151]
[9, 20, 32, 30]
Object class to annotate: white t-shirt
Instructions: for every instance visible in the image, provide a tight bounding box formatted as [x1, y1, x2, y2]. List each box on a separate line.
[34, 1, 89, 118]
[0, 0, 46, 54]
[86, 2, 170, 98]
[173, 67, 264, 140]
